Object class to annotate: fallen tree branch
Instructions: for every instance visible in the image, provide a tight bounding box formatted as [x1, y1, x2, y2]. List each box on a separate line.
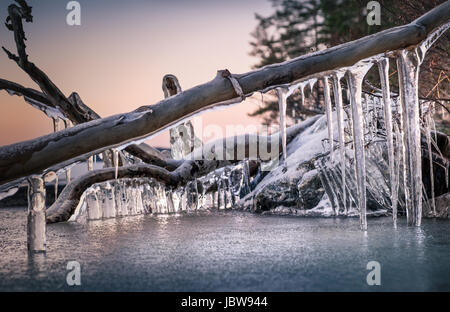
[0, 1, 449, 185]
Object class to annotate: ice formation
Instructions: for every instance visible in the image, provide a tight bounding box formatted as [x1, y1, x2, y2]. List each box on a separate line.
[2, 21, 446, 231]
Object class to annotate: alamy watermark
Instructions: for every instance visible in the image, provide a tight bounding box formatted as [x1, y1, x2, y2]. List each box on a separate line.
[366, 261, 381, 286]
[366, 1, 381, 26]
[66, 261, 81, 286]
[66, 1, 81, 26]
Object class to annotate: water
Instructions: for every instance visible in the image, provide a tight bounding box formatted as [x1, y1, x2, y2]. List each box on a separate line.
[1, 207, 449, 291]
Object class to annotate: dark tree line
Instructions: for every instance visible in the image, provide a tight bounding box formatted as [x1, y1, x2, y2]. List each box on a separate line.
[249, 0, 449, 131]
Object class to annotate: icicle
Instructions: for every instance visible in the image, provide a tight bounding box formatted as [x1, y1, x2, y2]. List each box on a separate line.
[373, 97, 380, 139]
[114, 181, 125, 216]
[54, 175, 59, 202]
[323, 77, 334, 160]
[424, 107, 436, 216]
[286, 82, 301, 124]
[331, 73, 347, 214]
[393, 122, 403, 228]
[316, 158, 338, 215]
[193, 178, 199, 210]
[52, 118, 61, 201]
[87, 156, 93, 171]
[363, 94, 372, 140]
[428, 109, 449, 189]
[65, 169, 71, 184]
[63, 120, 72, 184]
[397, 49, 423, 226]
[0, 185, 19, 201]
[113, 149, 119, 180]
[364, 94, 370, 115]
[276, 87, 287, 164]
[377, 58, 397, 227]
[243, 160, 251, 195]
[308, 78, 318, 93]
[346, 61, 373, 231]
[52, 118, 58, 132]
[300, 83, 306, 113]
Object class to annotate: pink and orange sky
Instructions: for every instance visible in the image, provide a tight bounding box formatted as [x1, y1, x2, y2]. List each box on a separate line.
[0, 0, 273, 148]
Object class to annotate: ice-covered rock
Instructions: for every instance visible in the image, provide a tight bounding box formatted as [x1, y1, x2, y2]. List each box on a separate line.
[236, 113, 391, 217]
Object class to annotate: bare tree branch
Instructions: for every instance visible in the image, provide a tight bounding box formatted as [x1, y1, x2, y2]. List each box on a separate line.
[2, 3, 88, 124]
[1, 1, 178, 172]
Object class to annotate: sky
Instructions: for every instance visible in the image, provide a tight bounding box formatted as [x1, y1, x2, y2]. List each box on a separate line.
[0, 0, 273, 148]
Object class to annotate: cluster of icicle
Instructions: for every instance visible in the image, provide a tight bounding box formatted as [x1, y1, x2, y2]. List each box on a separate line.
[71, 23, 448, 228]
[70, 161, 253, 222]
[275, 23, 449, 229]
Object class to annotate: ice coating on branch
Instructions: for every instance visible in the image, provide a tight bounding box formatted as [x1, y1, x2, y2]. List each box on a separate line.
[423, 106, 436, 216]
[417, 22, 450, 63]
[0, 186, 19, 201]
[5, 89, 67, 120]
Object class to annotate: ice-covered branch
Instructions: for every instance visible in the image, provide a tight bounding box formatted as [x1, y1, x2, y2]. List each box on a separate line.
[46, 117, 320, 223]
[0, 78, 51, 107]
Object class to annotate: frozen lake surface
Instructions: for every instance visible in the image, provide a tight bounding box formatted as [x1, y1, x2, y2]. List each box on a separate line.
[0, 207, 449, 291]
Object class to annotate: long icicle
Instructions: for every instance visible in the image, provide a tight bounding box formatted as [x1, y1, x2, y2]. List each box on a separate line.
[113, 149, 119, 180]
[393, 121, 403, 224]
[377, 58, 398, 226]
[331, 73, 346, 214]
[346, 62, 372, 231]
[397, 49, 423, 226]
[276, 87, 287, 165]
[424, 106, 436, 216]
[323, 77, 334, 160]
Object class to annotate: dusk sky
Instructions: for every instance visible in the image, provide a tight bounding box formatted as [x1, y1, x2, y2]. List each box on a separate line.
[0, 0, 273, 147]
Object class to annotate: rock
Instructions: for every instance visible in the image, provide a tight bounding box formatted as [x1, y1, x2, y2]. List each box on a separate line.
[238, 115, 335, 215]
[424, 193, 450, 219]
[296, 167, 324, 209]
[435, 193, 450, 218]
